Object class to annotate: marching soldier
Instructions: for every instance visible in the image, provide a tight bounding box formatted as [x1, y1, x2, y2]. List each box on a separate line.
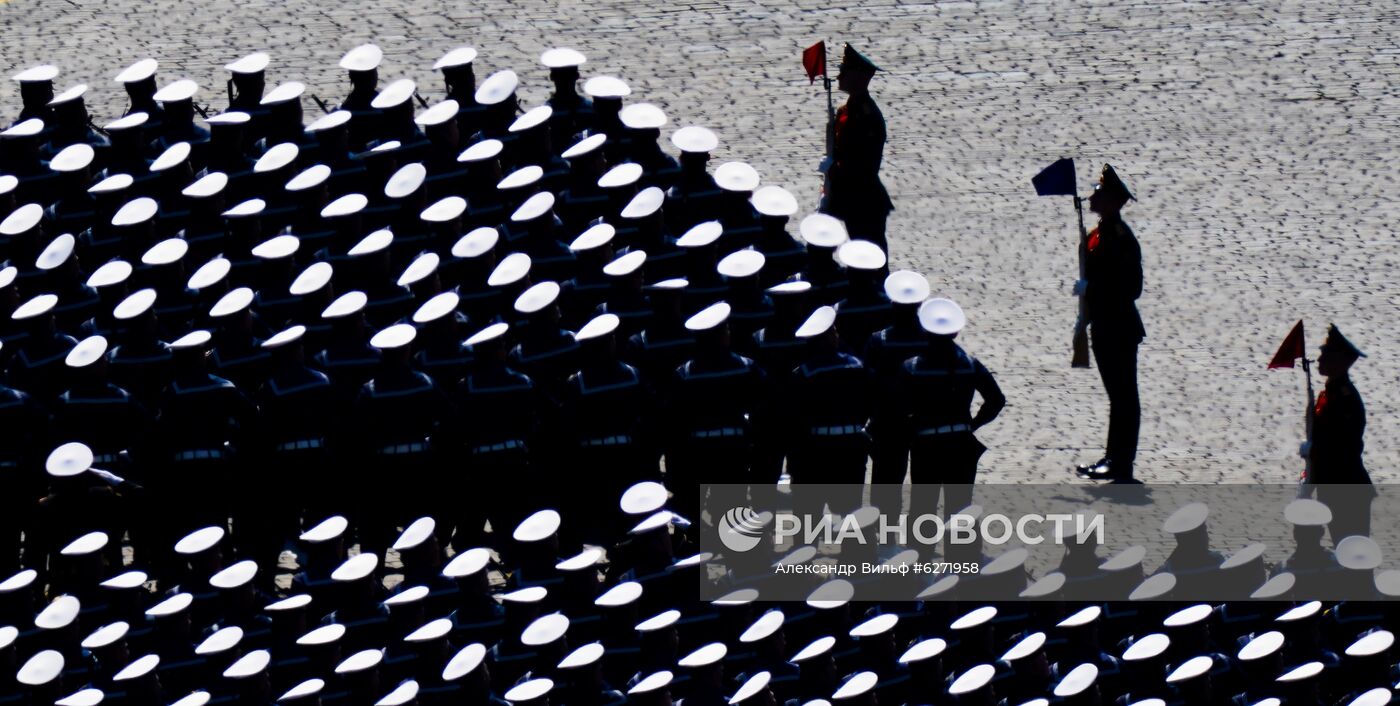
[225, 52, 269, 112]
[560, 314, 660, 544]
[351, 323, 452, 556]
[1074, 164, 1145, 484]
[0, 340, 46, 572]
[784, 305, 873, 516]
[542, 48, 593, 140]
[252, 325, 337, 568]
[154, 330, 258, 553]
[1302, 324, 1375, 543]
[8, 293, 78, 400]
[899, 299, 1004, 521]
[449, 322, 547, 549]
[337, 44, 384, 150]
[663, 302, 766, 524]
[149, 80, 210, 167]
[833, 240, 892, 352]
[224, 52, 270, 147]
[436, 49, 484, 144]
[53, 335, 153, 561]
[624, 279, 694, 385]
[45, 86, 110, 160]
[820, 45, 892, 252]
[11, 65, 57, 125]
[864, 270, 930, 515]
[665, 126, 722, 233]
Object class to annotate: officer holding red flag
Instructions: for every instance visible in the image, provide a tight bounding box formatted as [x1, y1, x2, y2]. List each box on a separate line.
[1301, 325, 1375, 543]
[813, 44, 893, 252]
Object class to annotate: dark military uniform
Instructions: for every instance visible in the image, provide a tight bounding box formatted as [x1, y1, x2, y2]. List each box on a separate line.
[664, 348, 766, 522]
[154, 359, 259, 543]
[784, 347, 873, 516]
[900, 339, 1004, 518]
[52, 374, 154, 561]
[1308, 369, 1375, 542]
[863, 319, 928, 513]
[1083, 217, 1144, 477]
[253, 348, 338, 561]
[351, 359, 452, 555]
[449, 348, 544, 550]
[0, 381, 44, 571]
[560, 353, 660, 542]
[823, 96, 892, 250]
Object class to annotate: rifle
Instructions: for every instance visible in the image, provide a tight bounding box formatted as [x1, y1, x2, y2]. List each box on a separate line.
[1071, 195, 1091, 368]
[310, 94, 332, 115]
[819, 72, 835, 211]
[1266, 319, 1312, 495]
[1031, 158, 1091, 367]
[1298, 356, 1316, 498]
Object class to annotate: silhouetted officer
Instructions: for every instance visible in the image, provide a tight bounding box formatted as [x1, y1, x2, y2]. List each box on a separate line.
[1303, 324, 1375, 543]
[820, 45, 892, 252]
[509, 282, 580, 395]
[665, 126, 722, 234]
[1074, 164, 1144, 483]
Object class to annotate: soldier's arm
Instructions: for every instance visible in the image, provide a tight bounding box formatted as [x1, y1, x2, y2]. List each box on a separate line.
[971, 360, 1006, 430]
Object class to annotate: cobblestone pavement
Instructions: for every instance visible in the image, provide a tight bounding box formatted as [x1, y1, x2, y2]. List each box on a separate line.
[3, 0, 1398, 485]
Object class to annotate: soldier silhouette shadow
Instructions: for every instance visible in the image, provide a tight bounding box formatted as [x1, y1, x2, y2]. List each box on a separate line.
[1081, 483, 1155, 506]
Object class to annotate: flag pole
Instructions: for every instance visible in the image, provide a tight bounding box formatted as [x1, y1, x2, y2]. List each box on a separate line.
[1299, 354, 1316, 496]
[1070, 194, 1091, 368]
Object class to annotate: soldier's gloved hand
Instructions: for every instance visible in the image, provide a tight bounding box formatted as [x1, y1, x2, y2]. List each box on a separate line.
[1072, 279, 1088, 296]
[1298, 441, 1311, 458]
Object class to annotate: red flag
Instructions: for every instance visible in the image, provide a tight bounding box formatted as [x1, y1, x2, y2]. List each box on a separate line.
[1268, 320, 1306, 369]
[803, 41, 826, 84]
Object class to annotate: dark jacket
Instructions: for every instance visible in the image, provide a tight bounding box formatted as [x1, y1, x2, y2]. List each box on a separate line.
[827, 92, 892, 216]
[1309, 376, 1370, 485]
[1083, 218, 1145, 342]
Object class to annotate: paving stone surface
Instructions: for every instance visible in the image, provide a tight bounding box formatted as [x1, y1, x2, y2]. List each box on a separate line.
[3, 0, 1399, 485]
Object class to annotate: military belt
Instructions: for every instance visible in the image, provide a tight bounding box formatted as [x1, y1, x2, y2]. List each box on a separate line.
[276, 439, 324, 452]
[811, 425, 865, 436]
[174, 449, 224, 461]
[470, 440, 523, 455]
[692, 427, 744, 439]
[378, 442, 429, 456]
[916, 424, 971, 436]
[582, 435, 632, 447]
